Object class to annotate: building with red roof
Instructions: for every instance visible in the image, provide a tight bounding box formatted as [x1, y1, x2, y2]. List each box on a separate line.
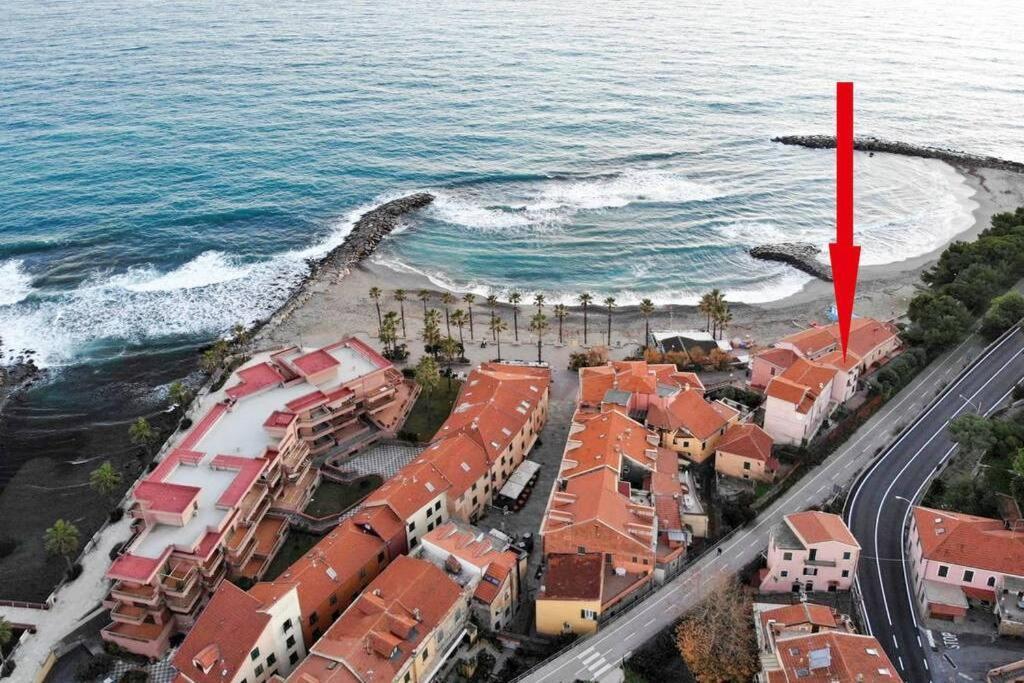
[173, 581, 304, 683]
[758, 630, 900, 682]
[762, 358, 838, 446]
[102, 337, 412, 658]
[284, 555, 468, 683]
[715, 422, 778, 483]
[908, 506, 1024, 633]
[761, 511, 861, 594]
[645, 389, 741, 464]
[578, 360, 702, 416]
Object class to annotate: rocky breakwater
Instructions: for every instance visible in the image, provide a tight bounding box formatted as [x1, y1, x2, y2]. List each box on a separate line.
[749, 242, 832, 282]
[772, 135, 1024, 174]
[257, 192, 435, 337]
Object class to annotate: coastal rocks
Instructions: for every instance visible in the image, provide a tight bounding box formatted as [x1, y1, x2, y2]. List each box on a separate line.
[772, 135, 1024, 174]
[749, 243, 832, 281]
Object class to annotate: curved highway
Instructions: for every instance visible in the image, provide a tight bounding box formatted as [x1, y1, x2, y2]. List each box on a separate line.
[845, 326, 1024, 682]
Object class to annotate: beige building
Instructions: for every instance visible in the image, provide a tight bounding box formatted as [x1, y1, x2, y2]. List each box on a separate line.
[715, 422, 778, 484]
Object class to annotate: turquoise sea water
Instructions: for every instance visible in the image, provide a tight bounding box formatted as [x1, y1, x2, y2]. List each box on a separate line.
[3, 0, 1022, 368]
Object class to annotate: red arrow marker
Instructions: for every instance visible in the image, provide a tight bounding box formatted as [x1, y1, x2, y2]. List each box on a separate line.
[829, 81, 861, 361]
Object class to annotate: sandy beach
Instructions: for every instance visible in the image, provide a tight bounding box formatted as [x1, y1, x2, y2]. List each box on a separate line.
[257, 163, 1024, 364]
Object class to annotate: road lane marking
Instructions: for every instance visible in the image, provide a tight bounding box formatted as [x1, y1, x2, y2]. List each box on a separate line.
[592, 662, 614, 679]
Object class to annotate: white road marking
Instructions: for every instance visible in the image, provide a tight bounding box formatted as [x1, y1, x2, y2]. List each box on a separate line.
[592, 662, 615, 679]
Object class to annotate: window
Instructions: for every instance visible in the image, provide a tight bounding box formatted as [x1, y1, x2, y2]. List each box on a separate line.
[309, 613, 319, 625]
[781, 570, 789, 578]
[282, 619, 292, 633]
[266, 653, 277, 666]
[472, 496, 478, 505]
[422, 648, 429, 661]
[286, 635, 296, 649]
[330, 594, 338, 605]
[783, 552, 793, 561]
[378, 551, 386, 564]
[963, 570, 974, 582]
[290, 652, 299, 665]
[410, 537, 418, 549]
[435, 501, 441, 511]
[255, 665, 264, 676]
[808, 549, 817, 561]
[743, 461, 751, 470]
[408, 521, 416, 532]
[842, 551, 851, 560]
[405, 673, 411, 683]
[427, 521, 434, 532]
[842, 569, 849, 578]
[250, 648, 260, 661]
[581, 609, 597, 620]
[988, 576, 996, 587]
[578, 546, 586, 554]
[426, 507, 433, 518]
[938, 565, 949, 578]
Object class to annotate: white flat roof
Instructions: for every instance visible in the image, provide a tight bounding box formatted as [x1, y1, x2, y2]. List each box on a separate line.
[328, 345, 380, 383]
[196, 382, 312, 458]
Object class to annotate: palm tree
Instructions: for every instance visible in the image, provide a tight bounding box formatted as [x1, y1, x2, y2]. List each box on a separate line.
[369, 287, 384, 338]
[508, 291, 522, 342]
[553, 304, 568, 344]
[0, 616, 12, 675]
[577, 292, 593, 345]
[439, 336, 460, 390]
[529, 312, 549, 363]
[168, 380, 191, 410]
[450, 309, 468, 355]
[462, 293, 476, 339]
[394, 289, 408, 337]
[604, 296, 617, 346]
[90, 461, 122, 504]
[418, 289, 431, 317]
[380, 311, 400, 356]
[698, 290, 716, 333]
[489, 317, 509, 362]
[129, 417, 157, 457]
[533, 293, 546, 312]
[440, 292, 456, 337]
[44, 519, 80, 572]
[423, 309, 442, 358]
[486, 295, 499, 340]
[639, 298, 655, 349]
[713, 303, 733, 341]
[414, 356, 441, 421]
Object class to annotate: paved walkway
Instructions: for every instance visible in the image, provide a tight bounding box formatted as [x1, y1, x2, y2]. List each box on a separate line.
[341, 441, 423, 478]
[0, 516, 132, 683]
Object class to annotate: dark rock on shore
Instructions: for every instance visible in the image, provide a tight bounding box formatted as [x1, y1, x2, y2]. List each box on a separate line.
[750, 243, 832, 281]
[772, 135, 1024, 174]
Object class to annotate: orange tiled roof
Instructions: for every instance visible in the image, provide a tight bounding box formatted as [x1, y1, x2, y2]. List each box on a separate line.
[292, 556, 462, 683]
[842, 318, 900, 359]
[772, 631, 898, 681]
[914, 506, 1024, 575]
[766, 358, 836, 413]
[172, 582, 276, 683]
[264, 520, 386, 619]
[818, 350, 862, 371]
[542, 468, 655, 552]
[363, 458, 451, 520]
[538, 553, 603, 601]
[579, 360, 684, 406]
[759, 602, 840, 635]
[561, 410, 658, 479]
[418, 433, 490, 498]
[646, 390, 736, 439]
[786, 511, 859, 548]
[756, 347, 800, 370]
[717, 423, 775, 464]
[777, 326, 837, 357]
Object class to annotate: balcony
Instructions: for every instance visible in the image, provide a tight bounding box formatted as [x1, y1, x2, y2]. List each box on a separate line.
[110, 581, 160, 607]
[165, 581, 203, 614]
[199, 550, 224, 578]
[238, 484, 270, 524]
[101, 618, 174, 658]
[160, 562, 199, 596]
[110, 602, 150, 625]
[805, 558, 838, 568]
[228, 534, 258, 568]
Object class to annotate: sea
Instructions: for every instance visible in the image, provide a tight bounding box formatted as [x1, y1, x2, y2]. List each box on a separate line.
[1, 0, 1023, 595]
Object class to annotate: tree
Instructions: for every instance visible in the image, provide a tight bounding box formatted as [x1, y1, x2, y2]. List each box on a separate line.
[533, 293, 546, 312]
[675, 581, 758, 682]
[699, 289, 722, 333]
[945, 263, 1007, 314]
[44, 519, 80, 572]
[948, 413, 995, 457]
[440, 292, 456, 337]
[553, 304, 568, 344]
[529, 312, 549, 363]
[439, 337, 460, 389]
[486, 295, 499, 340]
[380, 311, 400, 356]
[230, 323, 251, 348]
[638, 298, 655, 349]
[450, 309, 468, 354]
[490, 317, 509, 362]
[508, 291, 522, 342]
[128, 417, 157, 456]
[417, 289, 431, 317]
[981, 291, 1024, 339]
[0, 616, 13, 669]
[414, 356, 441, 419]
[168, 381, 191, 410]
[393, 289, 408, 337]
[90, 461, 122, 504]
[369, 287, 384, 338]
[578, 292, 593, 345]
[907, 291, 973, 353]
[199, 339, 230, 374]
[603, 296, 616, 346]
[422, 309, 442, 358]
[462, 293, 476, 339]
[713, 303, 732, 340]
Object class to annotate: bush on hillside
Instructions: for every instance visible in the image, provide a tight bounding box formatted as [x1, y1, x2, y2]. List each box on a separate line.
[980, 291, 1024, 339]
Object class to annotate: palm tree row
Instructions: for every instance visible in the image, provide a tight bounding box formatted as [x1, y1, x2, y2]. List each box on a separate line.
[698, 289, 732, 340]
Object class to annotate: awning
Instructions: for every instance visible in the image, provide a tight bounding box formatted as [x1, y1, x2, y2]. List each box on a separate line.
[498, 460, 541, 500]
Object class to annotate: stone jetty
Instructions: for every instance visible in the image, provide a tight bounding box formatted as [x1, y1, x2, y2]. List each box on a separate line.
[749, 242, 832, 281]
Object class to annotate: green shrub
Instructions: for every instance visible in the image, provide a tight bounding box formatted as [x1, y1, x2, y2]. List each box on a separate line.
[980, 292, 1024, 339]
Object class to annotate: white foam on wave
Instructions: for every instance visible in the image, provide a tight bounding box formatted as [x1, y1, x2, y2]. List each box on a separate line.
[426, 169, 723, 232]
[0, 259, 33, 307]
[0, 201, 378, 367]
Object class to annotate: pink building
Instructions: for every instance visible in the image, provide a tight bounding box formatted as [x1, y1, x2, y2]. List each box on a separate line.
[908, 506, 1024, 633]
[762, 359, 837, 446]
[761, 511, 860, 593]
[101, 338, 413, 658]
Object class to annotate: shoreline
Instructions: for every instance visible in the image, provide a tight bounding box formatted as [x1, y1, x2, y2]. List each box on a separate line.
[258, 160, 1024, 354]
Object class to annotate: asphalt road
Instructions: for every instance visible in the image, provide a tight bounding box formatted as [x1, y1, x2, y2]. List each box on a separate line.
[522, 333, 996, 683]
[846, 326, 1024, 683]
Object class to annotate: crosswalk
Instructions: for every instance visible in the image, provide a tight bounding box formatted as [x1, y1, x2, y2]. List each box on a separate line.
[576, 645, 616, 681]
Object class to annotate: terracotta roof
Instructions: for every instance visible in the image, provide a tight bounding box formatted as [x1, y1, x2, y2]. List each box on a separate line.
[772, 631, 898, 681]
[133, 480, 200, 514]
[786, 511, 859, 548]
[421, 521, 517, 573]
[766, 359, 836, 413]
[363, 458, 451, 520]
[418, 433, 489, 498]
[913, 506, 1024, 576]
[350, 505, 405, 544]
[756, 347, 800, 370]
[818, 350, 862, 372]
[759, 602, 840, 635]
[539, 553, 603, 601]
[292, 349, 340, 376]
[266, 520, 387, 619]
[778, 326, 837, 357]
[294, 556, 462, 683]
[842, 318, 900, 359]
[646, 390, 736, 439]
[225, 362, 285, 399]
[561, 410, 658, 479]
[666, 371, 705, 393]
[172, 582, 275, 683]
[542, 468, 655, 553]
[579, 361, 683, 406]
[717, 423, 775, 464]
